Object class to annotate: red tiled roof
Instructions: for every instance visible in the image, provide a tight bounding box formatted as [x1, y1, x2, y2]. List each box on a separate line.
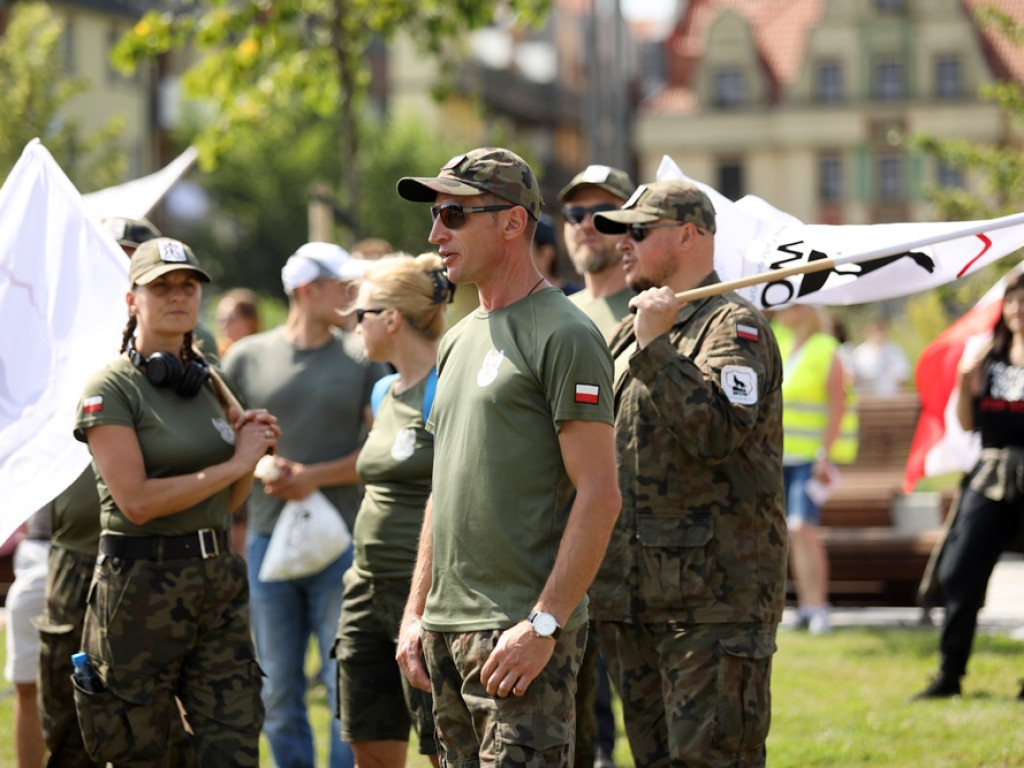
[651, 0, 1024, 115]
[961, 0, 1024, 82]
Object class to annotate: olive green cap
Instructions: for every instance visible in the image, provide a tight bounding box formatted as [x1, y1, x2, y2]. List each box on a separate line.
[558, 164, 635, 202]
[130, 237, 211, 285]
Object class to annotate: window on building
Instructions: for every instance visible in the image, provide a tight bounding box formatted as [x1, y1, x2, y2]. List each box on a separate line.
[876, 0, 906, 11]
[819, 154, 842, 202]
[937, 160, 965, 189]
[878, 154, 904, 201]
[717, 160, 745, 201]
[874, 59, 905, 101]
[714, 67, 746, 108]
[816, 60, 843, 103]
[935, 56, 961, 100]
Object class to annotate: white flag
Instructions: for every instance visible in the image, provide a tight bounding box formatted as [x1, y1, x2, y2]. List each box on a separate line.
[81, 145, 199, 221]
[0, 141, 129, 545]
[657, 156, 1024, 309]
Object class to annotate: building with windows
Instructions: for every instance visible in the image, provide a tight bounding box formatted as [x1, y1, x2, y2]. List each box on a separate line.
[635, 0, 1024, 224]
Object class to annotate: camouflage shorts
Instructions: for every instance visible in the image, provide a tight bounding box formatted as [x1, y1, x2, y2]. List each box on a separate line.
[333, 569, 437, 753]
[595, 622, 776, 768]
[422, 624, 586, 768]
[77, 548, 263, 767]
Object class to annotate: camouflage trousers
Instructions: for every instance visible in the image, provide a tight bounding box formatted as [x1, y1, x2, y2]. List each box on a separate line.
[36, 546, 199, 768]
[422, 624, 586, 768]
[76, 547, 263, 767]
[594, 622, 777, 768]
[333, 569, 437, 753]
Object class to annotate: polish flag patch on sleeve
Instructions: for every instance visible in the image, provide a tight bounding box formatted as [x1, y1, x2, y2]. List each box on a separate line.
[574, 383, 600, 405]
[737, 324, 759, 341]
[83, 395, 104, 414]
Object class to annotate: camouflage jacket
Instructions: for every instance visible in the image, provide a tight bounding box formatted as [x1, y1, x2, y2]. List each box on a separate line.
[589, 273, 788, 625]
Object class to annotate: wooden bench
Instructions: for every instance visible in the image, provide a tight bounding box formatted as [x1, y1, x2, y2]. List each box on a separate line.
[788, 392, 954, 607]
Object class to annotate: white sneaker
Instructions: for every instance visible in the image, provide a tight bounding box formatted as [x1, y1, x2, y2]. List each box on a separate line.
[808, 608, 832, 635]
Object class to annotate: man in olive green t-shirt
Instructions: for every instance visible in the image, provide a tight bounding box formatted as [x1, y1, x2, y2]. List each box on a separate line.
[395, 148, 621, 768]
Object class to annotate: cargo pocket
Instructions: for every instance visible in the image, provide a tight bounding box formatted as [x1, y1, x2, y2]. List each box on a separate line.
[73, 656, 158, 764]
[712, 632, 776, 755]
[636, 515, 715, 612]
[495, 715, 572, 768]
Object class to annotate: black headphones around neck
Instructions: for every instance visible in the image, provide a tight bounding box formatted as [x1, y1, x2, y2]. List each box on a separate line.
[127, 338, 209, 399]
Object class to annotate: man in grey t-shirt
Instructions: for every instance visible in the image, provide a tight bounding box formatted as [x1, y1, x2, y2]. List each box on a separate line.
[395, 148, 621, 768]
[222, 242, 383, 768]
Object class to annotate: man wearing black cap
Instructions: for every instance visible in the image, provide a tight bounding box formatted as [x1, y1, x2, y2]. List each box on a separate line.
[588, 179, 787, 767]
[395, 148, 621, 767]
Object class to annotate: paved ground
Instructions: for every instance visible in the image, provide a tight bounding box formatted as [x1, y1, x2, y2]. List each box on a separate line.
[783, 553, 1024, 636]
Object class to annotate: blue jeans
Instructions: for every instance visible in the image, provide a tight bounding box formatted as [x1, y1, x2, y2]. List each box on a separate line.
[782, 462, 822, 526]
[248, 532, 354, 768]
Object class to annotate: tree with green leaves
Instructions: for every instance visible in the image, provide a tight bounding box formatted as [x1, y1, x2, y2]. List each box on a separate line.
[112, 0, 550, 241]
[0, 2, 125, 189]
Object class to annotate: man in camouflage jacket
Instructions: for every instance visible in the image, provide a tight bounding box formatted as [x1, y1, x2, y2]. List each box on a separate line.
[590, 179, 787, 768]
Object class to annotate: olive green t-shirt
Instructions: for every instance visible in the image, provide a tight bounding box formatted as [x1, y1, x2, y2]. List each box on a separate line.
[74, 356, 237, 536]
[422, 287, 614, 633]
[221, 327, 385, 534]
[51, 465, 102, 555]
[351, 373, 434, 581]
[569, 287, 633, 341]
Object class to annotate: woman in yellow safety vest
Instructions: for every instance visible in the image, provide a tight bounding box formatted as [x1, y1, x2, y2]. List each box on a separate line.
[772, 304, 857, 635]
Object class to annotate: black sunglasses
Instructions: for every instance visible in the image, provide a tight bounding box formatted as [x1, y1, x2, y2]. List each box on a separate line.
[626, 222, 688, 242]
[561, 203, 619, 225]
[355, 307, 387, 323]
[430, 202, 515, 230]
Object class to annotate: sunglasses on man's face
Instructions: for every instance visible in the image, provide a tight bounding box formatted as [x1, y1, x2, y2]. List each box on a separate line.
[355, 307, 387, 323]
[561, 203, 619, 226]
[626, 221, 689, 243]
[430, 202, 515, 230]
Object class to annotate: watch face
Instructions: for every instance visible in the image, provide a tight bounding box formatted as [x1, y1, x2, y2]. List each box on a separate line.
[532, 612, 557, 636]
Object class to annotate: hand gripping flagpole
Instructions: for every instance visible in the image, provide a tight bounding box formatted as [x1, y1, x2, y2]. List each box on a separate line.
[672, 210, 1024, 305]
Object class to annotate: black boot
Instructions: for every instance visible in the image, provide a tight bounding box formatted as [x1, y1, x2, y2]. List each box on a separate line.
[910, 673, 961, 700]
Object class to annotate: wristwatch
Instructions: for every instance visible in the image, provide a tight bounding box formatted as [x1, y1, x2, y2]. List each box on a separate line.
[528, 610, 562, 640]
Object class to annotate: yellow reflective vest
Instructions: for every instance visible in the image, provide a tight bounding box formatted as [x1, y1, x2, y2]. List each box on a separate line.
[774, 325, 858, 464]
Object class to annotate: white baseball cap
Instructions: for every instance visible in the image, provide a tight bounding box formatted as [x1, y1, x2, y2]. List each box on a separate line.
[281, 242, 372, 291]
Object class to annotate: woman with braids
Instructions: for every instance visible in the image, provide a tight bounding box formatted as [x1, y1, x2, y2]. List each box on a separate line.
[72, 238, 278, 767]
[332, 253, 451, 768]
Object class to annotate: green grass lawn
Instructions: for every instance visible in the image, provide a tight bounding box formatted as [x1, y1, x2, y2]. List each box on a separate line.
[3, 624, 1022, 767]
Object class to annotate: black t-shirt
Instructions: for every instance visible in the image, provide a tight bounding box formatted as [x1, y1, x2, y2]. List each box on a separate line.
[974, 357, 1024, 449]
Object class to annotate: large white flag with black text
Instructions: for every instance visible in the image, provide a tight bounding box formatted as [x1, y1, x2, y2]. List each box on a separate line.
[657, 156, 1024, 309]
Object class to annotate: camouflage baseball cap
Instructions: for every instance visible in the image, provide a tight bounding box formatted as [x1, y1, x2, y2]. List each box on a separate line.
[558, 164, 635, 202]
[397, 147, 542, 220]
[130, 238, 211, 286]
[593, 179, 717, 235]
[102, 216, 162, 248]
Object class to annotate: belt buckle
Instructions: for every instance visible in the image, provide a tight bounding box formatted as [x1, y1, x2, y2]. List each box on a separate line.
[198, 528, 219, 560]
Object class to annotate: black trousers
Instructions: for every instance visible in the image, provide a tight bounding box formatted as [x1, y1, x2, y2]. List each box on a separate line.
[936, 485, 1024, 678]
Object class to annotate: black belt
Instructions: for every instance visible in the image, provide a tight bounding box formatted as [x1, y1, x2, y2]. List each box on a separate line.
[99, 529, 228, 561]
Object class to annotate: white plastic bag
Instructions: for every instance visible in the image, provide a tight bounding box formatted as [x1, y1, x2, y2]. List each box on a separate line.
[258, 490, 351, 582]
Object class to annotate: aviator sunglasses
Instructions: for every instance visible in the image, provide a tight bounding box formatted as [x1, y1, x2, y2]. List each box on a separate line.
[430, 202, 515, 230]
[561, 203, 619, 225]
